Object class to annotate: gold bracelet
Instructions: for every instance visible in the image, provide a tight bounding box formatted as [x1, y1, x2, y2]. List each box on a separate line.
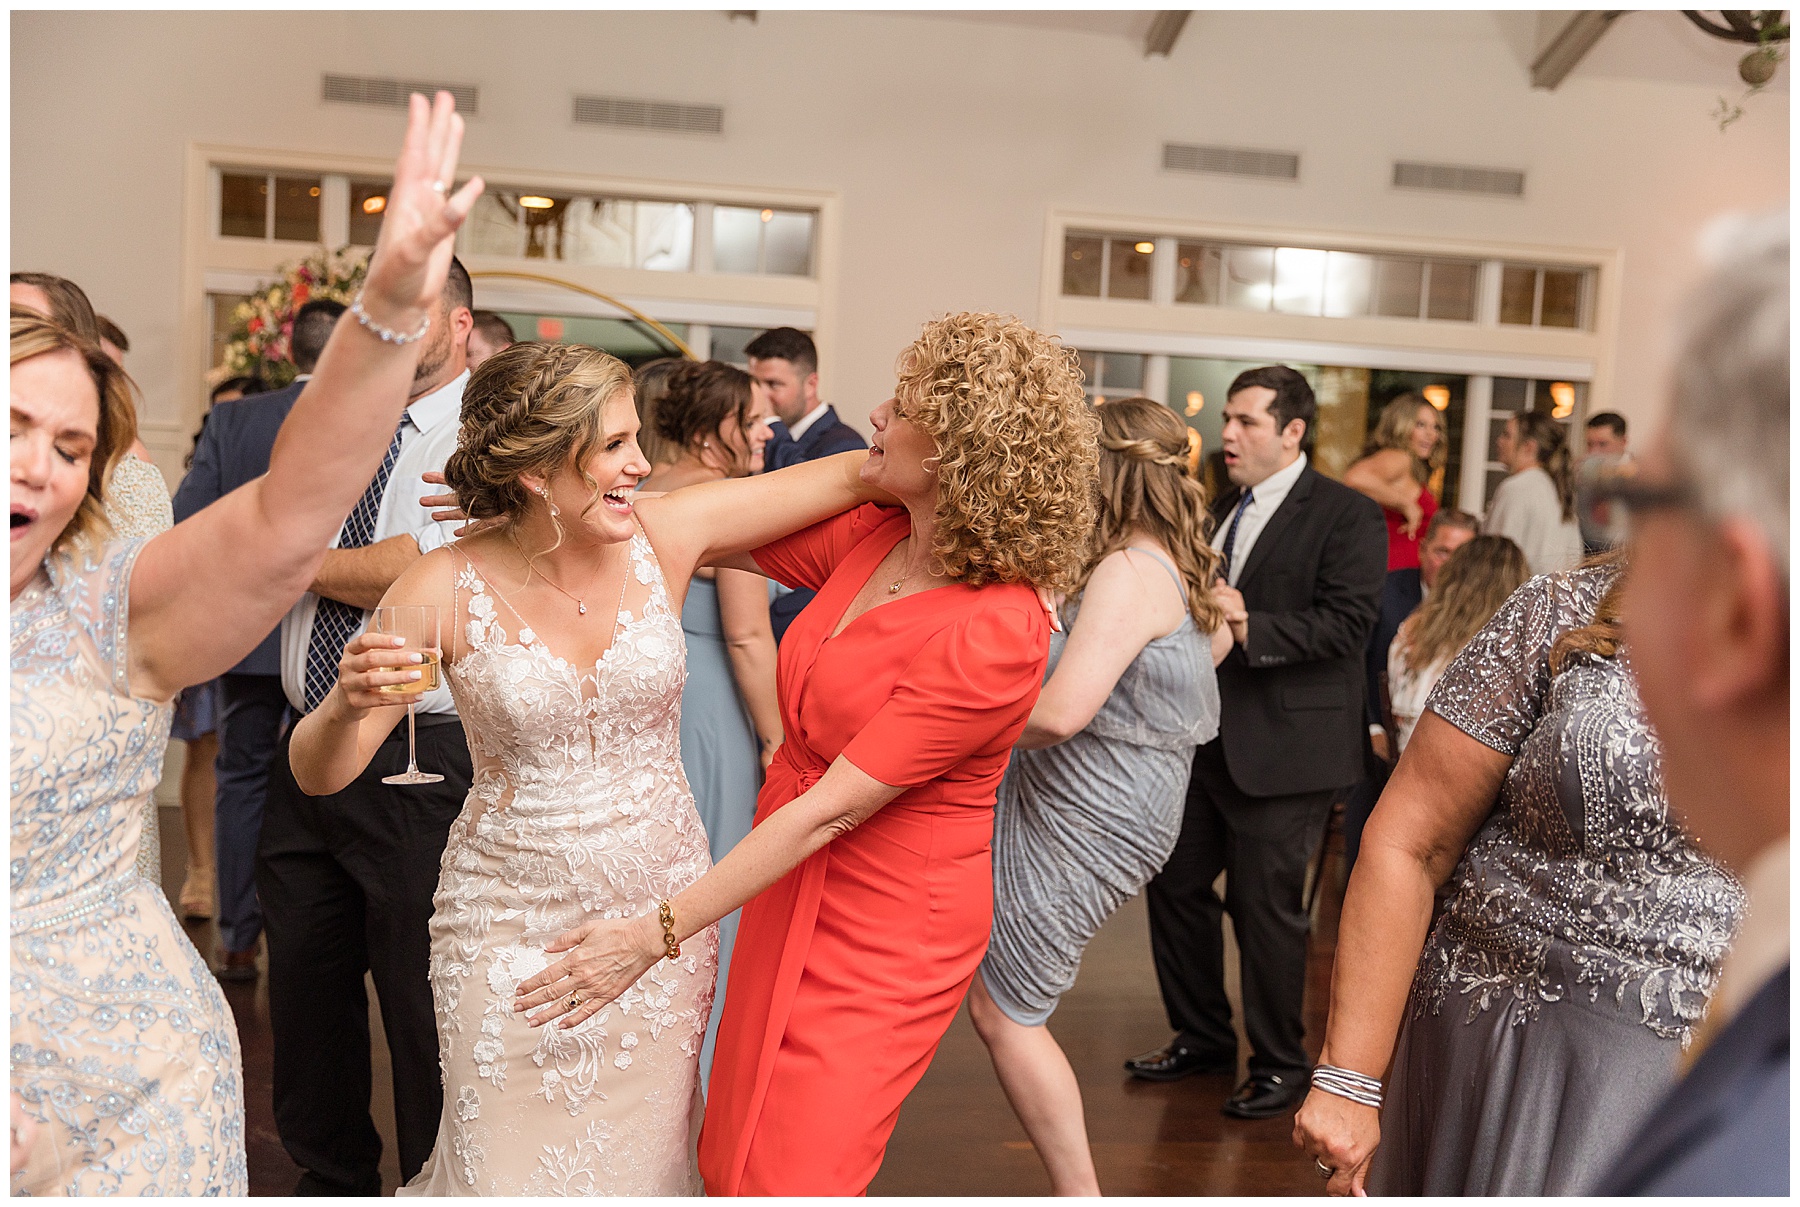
[657, 900, 681, 960]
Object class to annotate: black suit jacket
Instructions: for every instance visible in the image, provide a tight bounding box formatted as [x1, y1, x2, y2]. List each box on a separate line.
[1210, 467, 1388, 797]
[170, 381, 305, 676]
[1595, 965, 1789, 1196]
[763, 405, 866, 473]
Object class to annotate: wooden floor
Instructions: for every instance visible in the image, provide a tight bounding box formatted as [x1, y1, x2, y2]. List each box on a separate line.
[155, 745, 1342, 1197]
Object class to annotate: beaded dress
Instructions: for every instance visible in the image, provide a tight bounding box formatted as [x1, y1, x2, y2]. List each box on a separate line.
[10, 538, 247, 1195]
[1369, 565, 1745, 1195]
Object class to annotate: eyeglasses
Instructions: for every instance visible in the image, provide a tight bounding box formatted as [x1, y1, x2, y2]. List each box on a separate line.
[1575, 455, 1696, 547]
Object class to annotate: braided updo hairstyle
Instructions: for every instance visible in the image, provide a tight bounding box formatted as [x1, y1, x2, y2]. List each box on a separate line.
[1074, 396, 1224, 632]
[443, 340, 635, 533]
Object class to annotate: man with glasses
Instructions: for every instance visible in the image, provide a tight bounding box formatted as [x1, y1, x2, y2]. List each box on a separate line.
[1589, 214, 1787, 1195]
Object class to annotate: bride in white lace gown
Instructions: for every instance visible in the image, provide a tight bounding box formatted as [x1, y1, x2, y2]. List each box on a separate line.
[287, 344, 883, 1194]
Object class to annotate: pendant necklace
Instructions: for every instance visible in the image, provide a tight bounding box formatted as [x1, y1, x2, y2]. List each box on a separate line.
[512, 532, 606, 615]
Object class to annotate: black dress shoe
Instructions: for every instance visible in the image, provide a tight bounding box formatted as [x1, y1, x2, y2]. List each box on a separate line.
[1123, 1039, 1238, 1082]
[1221, 1070, 1310, 1119]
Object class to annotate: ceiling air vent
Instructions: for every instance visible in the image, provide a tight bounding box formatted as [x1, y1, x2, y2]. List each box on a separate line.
[1393, 161, 1524, 198]
[322, 74, 479, 116]
[1162, 142, 1299, 181]
[573, 94, 724, 135]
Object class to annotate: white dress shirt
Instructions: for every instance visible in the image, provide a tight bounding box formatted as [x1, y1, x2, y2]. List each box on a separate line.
[1210, 452, 1309, 588]
[279, 371, 468, 714]
[782, 401, 831, 443]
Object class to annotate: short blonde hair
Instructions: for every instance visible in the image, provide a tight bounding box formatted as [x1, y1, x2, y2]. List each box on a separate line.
[443, 341, 635, 532]
[894, 313, 1098, 591]
[10, 306, 137, 553]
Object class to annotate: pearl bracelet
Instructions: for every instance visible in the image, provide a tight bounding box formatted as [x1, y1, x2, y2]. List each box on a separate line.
[349, 292, 432, 345]
[1311, 1063, 1384, 1109]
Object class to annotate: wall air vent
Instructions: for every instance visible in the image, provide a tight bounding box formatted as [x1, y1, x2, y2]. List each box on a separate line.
[1162, 142, 1299, 181]
[573, 94, 724, 135]
[1393, 161, 1525, 197]
[322, 74, 479, 116]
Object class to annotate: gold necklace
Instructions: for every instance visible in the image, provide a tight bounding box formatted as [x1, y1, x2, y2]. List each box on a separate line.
[511, 532, 607, 615]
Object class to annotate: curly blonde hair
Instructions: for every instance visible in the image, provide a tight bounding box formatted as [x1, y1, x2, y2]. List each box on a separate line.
[1078, 397, 1224, 631]
[894, 313, 1099, 591]
[11, 307, 137, 553]
[443, 341, 635, 537]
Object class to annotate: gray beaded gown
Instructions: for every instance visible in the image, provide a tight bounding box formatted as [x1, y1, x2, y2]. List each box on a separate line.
[981, 556, 1219, 1025]
[1368, 565, 1745, 1195]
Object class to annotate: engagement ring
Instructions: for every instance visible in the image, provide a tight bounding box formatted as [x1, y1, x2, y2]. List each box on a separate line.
[431, 179, 448, 194]
[567, 993, 581, 1010]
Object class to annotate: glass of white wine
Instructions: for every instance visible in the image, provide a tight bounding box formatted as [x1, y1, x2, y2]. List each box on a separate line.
[373, 604, 445, 786]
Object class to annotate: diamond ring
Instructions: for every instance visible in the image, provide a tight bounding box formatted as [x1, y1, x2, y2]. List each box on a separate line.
[431, 180, 448, 194]
[567, 992, 581, 1010]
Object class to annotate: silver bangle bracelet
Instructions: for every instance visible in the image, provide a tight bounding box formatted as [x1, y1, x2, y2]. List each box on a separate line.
[349, 292, 431, 345]
[1312, 1064, 1384, 1109]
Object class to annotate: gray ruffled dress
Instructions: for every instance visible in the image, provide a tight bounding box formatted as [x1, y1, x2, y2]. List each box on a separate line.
[1369, 566, 1746, 1195]
[981, 555, 1220, 1025]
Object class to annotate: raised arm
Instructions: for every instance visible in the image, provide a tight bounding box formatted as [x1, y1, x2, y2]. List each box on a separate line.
[1017, 549, 1184, 748]
[125, 92, 482, 701]
[1291, 711, 1509, 1194]
[634, 451, 883, 581]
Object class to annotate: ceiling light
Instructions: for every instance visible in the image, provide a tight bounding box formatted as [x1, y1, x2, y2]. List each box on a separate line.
[362, 196, 386, 214]
[1422, 385, 1451, 411]
[1070, 250, 1084, 261]
[1185, 391, 1204, 416]
[1134, 241, 1155, 254]
[519, 195, 556, 209]
[760, 209, 774, 222]
[1548, 382, 1576, 419]
[309, 186, 321, 198]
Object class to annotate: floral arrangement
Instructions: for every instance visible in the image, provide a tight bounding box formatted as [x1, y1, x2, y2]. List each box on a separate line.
[216, 246, 368, 389]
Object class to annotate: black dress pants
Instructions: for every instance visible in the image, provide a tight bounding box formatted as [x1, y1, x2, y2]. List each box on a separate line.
[255, 718, 470, 1194]
[1146, 738, 1336, 1078]
[214, 673, 289, 954]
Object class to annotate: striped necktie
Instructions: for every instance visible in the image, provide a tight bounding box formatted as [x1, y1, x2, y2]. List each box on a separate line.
[1219, 488, 1254, 583]
[302, 415, 411, 712]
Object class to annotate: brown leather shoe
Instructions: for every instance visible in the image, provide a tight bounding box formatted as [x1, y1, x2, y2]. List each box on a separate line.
[215, 947, 259, 983]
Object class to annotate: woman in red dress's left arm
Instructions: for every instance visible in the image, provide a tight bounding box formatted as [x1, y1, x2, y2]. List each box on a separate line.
[511, 312, 1102, 1194]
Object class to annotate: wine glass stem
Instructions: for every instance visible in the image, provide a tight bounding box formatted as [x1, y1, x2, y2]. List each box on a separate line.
[406, 702, 420, 774]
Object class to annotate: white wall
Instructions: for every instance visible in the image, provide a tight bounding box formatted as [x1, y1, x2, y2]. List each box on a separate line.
[14, 9, 1787, 477]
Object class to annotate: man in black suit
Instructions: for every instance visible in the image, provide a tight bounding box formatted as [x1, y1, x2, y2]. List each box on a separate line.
[171, 298, 345, 978]
[1129, 365, 1387, 1120]
[746, 326, 866, 641]
[1597, 216, 1786, 1196]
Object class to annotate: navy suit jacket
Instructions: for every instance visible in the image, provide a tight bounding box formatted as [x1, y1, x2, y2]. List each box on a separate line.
[170, 381, 305, 676]
[1595, 965, 1789, 1196]
[762, 406, 867, 641]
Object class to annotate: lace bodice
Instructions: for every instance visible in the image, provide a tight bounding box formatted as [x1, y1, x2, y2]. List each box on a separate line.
[1414, 566, 1745, 1041]
[406, 529, 715, 1196]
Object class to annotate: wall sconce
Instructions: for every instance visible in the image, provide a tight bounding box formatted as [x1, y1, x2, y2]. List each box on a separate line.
[1422, 385, 1451, 411]
[1548, 381, 1575, 419]
[1185, 391, 1204, 416]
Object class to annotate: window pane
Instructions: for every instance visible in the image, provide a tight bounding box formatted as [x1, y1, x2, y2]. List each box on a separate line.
[712, 206, 761, 274]
[1076, 349, 1098, 388]
[208, 292, 251, 368]
[220, 173, 267, 238]
[463, 192, 523, 257]
[519, 196, 571, 260]
[1063, 235, 1103, 297]
[1323, 251, 1374, 318]
[1272, 246, 1327, 316]
[1174, 242, 1220, 305]
[763, 210, 814, 276]
[1373, 257, 1424, 318]
[272, 176, 321, 242]
[1539, 269, 1583, 328]
[1222, 245, 1275, 311]
[708, 324, 763, 367]
[348, 180, 389, 246]
[635, 201, 695, 271]
[1498, 265, 1537, 325]
[1490, 375, 1530, 412]
[1106, 237, 1154, 300]
[567, 199, 633, 268]
[1426, 259, 1478, 322]
[1102, 352, 1145, 391]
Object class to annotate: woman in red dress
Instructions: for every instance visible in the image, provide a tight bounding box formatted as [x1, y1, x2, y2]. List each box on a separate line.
[1342, 393, 1443, 571]
[511, 312, 1101, 1194]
